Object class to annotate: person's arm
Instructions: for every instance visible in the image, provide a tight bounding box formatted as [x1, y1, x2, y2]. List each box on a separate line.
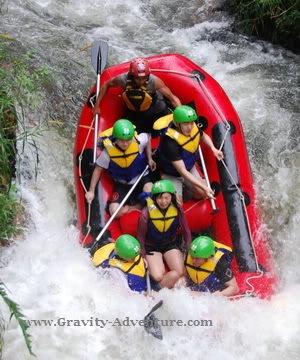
[145, 134, 156, 171]
[136, 208, 149, 258]
[214, 257, 239, 297]
[201, 132, 224, 161]
[154, 77, 182, 108]
[178, 207, 192, 248]
[85, 165, 103, 203]
[215, 277, 239, 297]
[138, 133, 156, 171]
[172, 159, 215, 199]
[93, 75, 122, 115]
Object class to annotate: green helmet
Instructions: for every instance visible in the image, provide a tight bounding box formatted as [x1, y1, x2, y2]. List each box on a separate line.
[115, 234, 141, 259]
[112, 119, 134, 139]
[173, 105, 198, 123]
[189, 236, 215, 258]
[151, 179, 176, 195]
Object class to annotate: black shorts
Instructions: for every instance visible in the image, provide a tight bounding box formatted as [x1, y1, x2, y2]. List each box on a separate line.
[108, 174, 152, 207]
[145, 238, 184, 255]
[125, 106, 171, 137]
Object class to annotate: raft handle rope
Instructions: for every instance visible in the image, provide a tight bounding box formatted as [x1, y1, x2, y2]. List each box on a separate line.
[152, 68, 264, 296]
[78, 40, 108, 247]
[220, 158, 264, 292]
[183, 200, 203, 214]
[194, 72, 265, 296]
[78, 104, 96, 246]
[78, 93, 102, 246]
[89, 165, 150, 255]
[151, 69, 232, 151]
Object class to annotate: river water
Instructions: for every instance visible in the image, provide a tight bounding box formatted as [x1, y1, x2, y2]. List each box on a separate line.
[1, 1, 300, 359]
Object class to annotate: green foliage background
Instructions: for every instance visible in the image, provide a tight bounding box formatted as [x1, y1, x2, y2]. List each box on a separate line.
[0, 39, 49, 242]
[227, 0, 300, 52]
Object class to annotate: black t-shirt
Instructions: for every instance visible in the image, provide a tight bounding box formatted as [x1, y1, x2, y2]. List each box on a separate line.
[159, 130, 203, 176]
[160, 136, 182, 162]
[214, 256, 234, 284]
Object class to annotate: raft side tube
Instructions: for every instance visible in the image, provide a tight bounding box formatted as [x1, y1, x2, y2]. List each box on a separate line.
[213, 122, 258, 273]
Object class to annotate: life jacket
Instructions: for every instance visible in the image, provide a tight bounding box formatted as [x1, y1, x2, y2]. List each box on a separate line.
[121, 74, 156, 111]
[101, 136, 147, 182]
[159, 122, 201, 174]
[145, 197, 180, 242]
[92, 243, 147, 293]
[185, 241, 232, 293]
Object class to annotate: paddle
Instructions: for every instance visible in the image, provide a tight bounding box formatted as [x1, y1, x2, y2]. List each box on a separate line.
[198, 145, 220, 214]
[91, 40, 109, 164]
[144, 271, 163, 340]
[89, 165, 149, 255]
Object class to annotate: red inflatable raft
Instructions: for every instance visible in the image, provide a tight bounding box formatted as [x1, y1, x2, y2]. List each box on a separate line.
[74, 42, 278, 299]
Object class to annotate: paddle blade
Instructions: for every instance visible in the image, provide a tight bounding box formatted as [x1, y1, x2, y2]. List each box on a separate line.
[91, 40, 108, 73]
[144, 313, 163, 340]
[144, 300, 163, 340]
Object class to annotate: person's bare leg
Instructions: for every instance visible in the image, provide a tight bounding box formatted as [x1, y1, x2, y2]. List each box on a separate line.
[146, 251, 165, 279]
[163, 249, 185, 277]
[142, 181, 153, 193]
[159, 270, 180, 289]
[108, 203, 142, 218]
[147, 251, 181, 289]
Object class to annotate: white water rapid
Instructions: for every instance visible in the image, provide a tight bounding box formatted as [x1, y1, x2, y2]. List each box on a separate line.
[1, 1, 299, 359]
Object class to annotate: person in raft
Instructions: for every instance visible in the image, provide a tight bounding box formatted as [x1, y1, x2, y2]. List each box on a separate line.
[92, 234, 148, 293]
[136, 179, 192, 289]
[185, 236, 239, 297]
[92, 57, 182, 137]
[154, 105, 224, 203]
[85, 119, 156, 218]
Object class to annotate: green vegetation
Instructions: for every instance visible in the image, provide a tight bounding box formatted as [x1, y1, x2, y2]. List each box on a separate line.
[226, 0, 300, 52]
[0, 38, 50, 242]
[0, 280, 35, 357]
[0, 37, 51, 357]
[0, 189, 20, 241]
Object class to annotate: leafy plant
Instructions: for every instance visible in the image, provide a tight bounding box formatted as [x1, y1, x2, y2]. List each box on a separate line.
[0, 39, 50, 240]
[0, 280, 35, 357]
[227, 0, 300, 52]
[0, 191, 20, 242]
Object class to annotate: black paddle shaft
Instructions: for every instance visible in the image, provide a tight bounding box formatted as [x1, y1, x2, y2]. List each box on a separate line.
[144, 300, 163, 318]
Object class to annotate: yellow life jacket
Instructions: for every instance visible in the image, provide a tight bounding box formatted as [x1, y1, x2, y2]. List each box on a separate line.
[92, 243, 115, 266]
[146, 197, 178, 233]
[122, 81, 153, 111]
[185, 241, 232, 284]
[165, 123, 201, 154]
[153, 114, 173, 130]
[102, 138, 139, 168]
[92, 243, 146, 278]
